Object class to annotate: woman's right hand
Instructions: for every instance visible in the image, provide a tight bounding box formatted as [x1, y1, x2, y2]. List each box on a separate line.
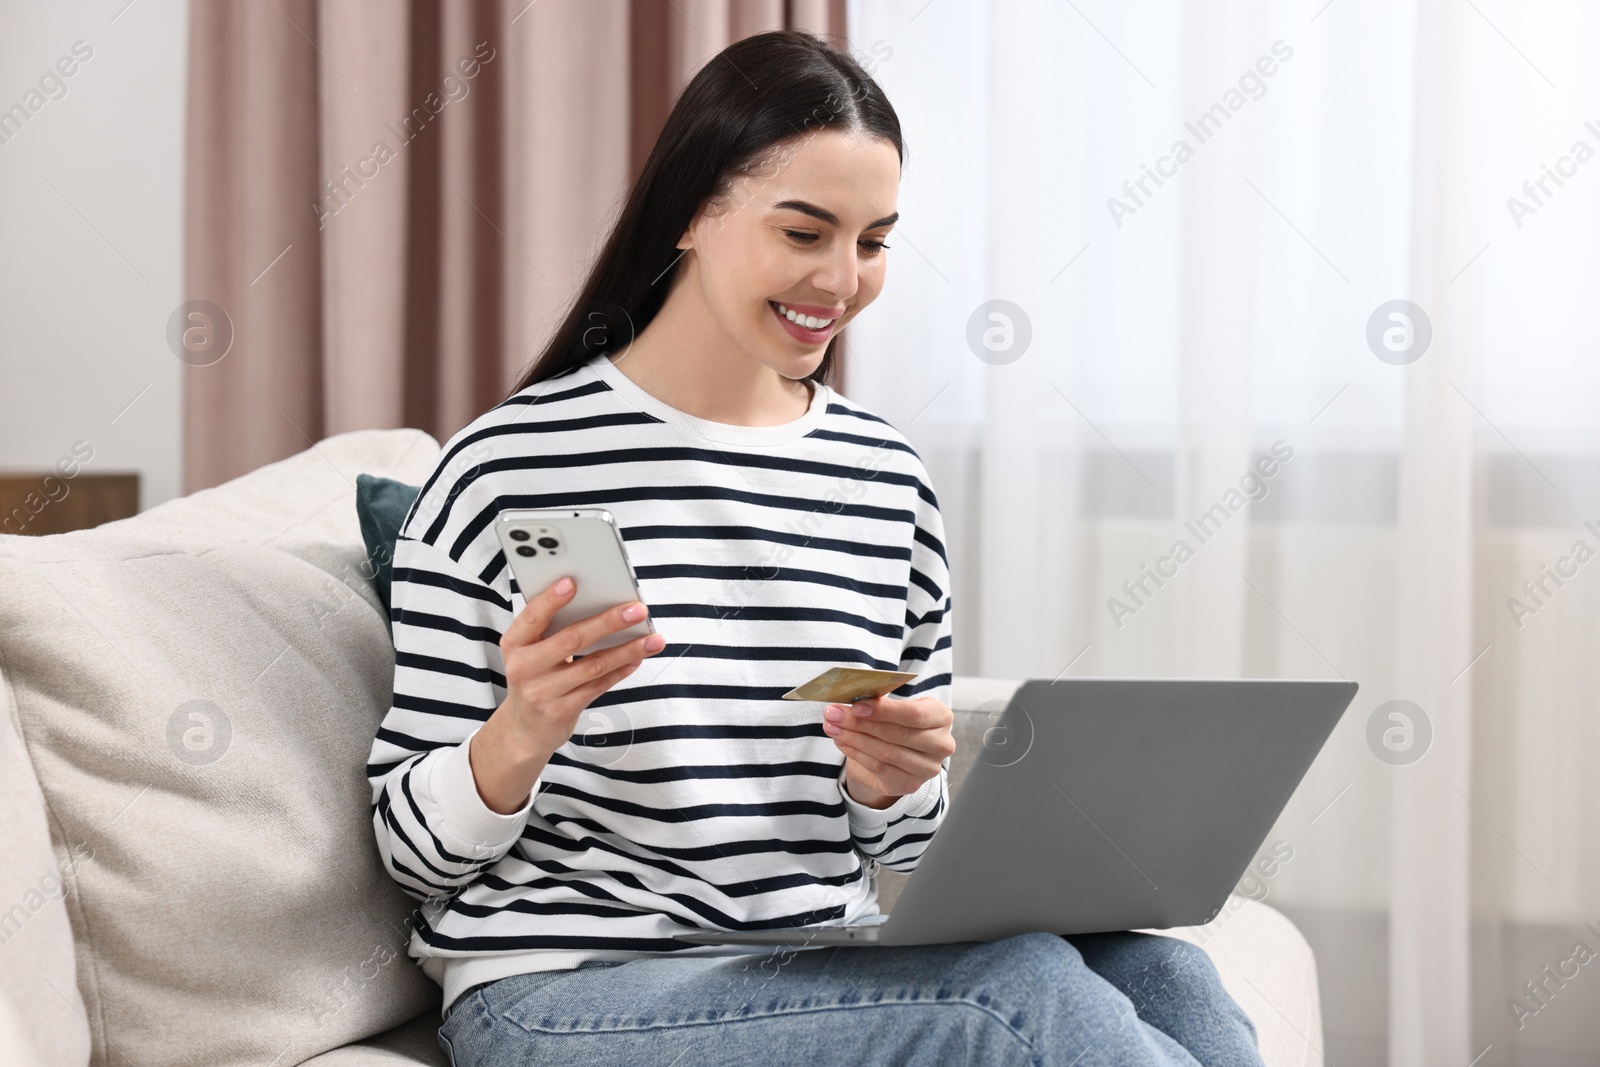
[469, 576, 667, 814]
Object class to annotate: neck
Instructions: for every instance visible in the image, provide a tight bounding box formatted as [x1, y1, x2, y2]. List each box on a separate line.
[607, 257, 815, 426]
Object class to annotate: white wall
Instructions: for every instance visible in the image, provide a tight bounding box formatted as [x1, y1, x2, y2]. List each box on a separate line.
[0, 0, 188, 512]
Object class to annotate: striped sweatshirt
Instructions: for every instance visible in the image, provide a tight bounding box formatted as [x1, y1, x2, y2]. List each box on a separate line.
[366, 351, 955, 1014]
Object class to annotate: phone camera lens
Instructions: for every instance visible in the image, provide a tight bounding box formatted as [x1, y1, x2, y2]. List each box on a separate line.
[537, 536, 559, 549]
[509, 529, 530, 542]
[515, 545, 536, 557]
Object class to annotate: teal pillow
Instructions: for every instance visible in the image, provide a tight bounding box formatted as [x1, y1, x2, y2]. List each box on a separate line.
[354, 474, 421, 615]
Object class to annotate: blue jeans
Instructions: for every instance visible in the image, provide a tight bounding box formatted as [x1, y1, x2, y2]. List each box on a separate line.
[436, 931, 1264, 1066]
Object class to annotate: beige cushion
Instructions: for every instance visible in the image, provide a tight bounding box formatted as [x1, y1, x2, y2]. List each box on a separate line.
[0, 429, 444, 1067]
[0, 664, 90, 1067]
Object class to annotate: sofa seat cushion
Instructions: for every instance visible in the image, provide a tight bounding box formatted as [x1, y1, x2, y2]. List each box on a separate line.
[300, 900, 1322, 1067]
[299, 1010, 448, 1067]
[0, 429, 444, 1067]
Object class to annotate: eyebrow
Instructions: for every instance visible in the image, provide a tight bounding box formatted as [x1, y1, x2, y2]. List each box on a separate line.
[772, 199, 898, 230]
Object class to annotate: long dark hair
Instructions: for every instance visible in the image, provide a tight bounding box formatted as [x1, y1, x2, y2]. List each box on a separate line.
[504, 29, 903, 399]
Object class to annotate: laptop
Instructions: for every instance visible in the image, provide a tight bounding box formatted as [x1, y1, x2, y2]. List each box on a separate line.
[673, 677, 1357, 948]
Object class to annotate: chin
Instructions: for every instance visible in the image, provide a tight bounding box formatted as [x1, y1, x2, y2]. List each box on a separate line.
[762, 346, 821, 373]
[786, 352, 826, 377]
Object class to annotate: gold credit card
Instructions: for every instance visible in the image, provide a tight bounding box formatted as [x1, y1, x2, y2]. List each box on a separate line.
[781, 667, 920, 705]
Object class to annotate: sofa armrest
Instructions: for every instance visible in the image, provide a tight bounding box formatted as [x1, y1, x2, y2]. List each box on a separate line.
[1143, 897, 1324, 1067]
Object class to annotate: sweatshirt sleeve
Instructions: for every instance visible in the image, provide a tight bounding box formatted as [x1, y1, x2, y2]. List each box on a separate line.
[841, 463, 955, 873]
[366, 530, 533, 902]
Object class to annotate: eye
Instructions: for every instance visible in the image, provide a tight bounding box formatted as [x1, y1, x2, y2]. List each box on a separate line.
[781, 229, 891, 255]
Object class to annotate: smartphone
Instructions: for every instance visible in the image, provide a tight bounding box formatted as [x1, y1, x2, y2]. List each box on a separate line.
[493, 508, 656, 655]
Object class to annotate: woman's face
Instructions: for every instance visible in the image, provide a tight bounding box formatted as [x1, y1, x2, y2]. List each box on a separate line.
[678, 128, 901, 382]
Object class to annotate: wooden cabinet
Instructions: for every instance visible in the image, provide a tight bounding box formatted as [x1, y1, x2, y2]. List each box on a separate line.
[0, 473, 140, 536]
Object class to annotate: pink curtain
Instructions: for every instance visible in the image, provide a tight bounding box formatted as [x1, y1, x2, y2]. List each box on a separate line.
[183, 0, 847, 493]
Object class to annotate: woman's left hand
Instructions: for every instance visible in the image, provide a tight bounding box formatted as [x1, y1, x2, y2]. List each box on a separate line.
[823, 695, 956, 809]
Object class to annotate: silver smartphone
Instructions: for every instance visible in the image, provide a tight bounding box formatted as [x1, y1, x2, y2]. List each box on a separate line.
[493, 508, 656, 655]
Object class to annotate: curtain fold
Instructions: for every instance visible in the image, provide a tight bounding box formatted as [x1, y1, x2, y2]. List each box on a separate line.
[1388, 0, 1485, 1058]
[184, 0, 325, 492]
[183, 0, 845, 493]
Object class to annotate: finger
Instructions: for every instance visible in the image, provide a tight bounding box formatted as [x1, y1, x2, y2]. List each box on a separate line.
[838, 744, 906, 797]
[502, 576, 578, 651]
[835, 728, 943, 780]
[545, 599, 653, 666]
[831, 714, 950, 755]
[551, 629, 666, 695]
[850, 695, 952, 731]
[831, 727, 944, 781]
[824, 701, 954, 757]
[553, 658, 644, 717]
[837, 738, 930, 796]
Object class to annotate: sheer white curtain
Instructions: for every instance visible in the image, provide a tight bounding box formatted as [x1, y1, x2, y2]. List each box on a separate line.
[845, 1, 1600, 1063]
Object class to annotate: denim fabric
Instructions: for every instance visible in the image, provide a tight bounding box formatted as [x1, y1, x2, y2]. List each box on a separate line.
[436, 931, 1263, 1067]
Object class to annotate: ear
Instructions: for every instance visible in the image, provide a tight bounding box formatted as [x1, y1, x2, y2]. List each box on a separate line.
[676, 213, 699, 251]
[677, 196, 720, 250]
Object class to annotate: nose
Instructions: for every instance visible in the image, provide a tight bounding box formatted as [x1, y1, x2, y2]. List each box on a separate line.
[811, 241, 860, 305]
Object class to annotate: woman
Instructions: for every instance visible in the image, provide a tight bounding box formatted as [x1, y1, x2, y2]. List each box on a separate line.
[367, 29, 1263, 1067]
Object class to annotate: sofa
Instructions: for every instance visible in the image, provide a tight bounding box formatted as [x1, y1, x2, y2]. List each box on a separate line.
[0, 428, 1325, 1066]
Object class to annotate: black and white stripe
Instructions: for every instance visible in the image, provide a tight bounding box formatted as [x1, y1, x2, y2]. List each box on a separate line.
[367, 354, 954, 997]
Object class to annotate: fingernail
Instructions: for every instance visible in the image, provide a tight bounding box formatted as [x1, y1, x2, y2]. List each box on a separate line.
[644, 634, 666, 651]
[824, 706, 844, 723]
[822, 720, 842, 735]
[555, 577, 574, 594]
[622, 603, 646, 621]
[853, 702, 872, 716]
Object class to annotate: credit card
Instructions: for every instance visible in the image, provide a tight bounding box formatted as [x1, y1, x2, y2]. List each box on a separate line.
[781, 666, 920, 704]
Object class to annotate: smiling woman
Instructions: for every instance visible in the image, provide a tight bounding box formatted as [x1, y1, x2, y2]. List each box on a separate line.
[598, 120, 900, 425]
[503, 35, 902, 426]
[367, 28, 1265, 1067]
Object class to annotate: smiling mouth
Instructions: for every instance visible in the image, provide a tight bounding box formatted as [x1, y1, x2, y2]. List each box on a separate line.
[769, 301, 838, 341]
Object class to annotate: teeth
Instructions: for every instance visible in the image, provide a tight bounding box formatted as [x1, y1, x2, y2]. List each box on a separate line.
[775, 303, 833, 331]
